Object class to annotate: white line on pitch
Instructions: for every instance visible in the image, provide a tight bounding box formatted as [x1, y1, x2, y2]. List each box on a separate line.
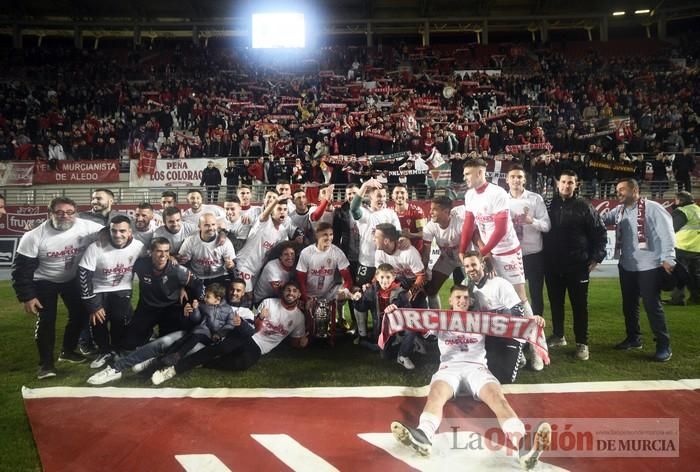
[175, 454, 233, 472]
[251, 434, 339, 471]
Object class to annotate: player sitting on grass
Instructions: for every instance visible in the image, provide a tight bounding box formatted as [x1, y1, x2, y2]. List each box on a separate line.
[389, 284, 551, 470]
[87, 279, 252, 385]
[152, 283, 254, 369]
[150, 281, 308, 385]
[354, 263, 416, 369]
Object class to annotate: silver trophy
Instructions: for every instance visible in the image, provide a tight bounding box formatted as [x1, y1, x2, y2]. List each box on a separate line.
[313, 298, 331, 339]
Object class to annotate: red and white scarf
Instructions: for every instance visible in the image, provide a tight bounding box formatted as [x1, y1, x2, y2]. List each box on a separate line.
[615, 198, 647, 258]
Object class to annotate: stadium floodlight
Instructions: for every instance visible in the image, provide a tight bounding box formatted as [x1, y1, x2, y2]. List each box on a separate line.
[634, 9, 651, 14]
[251, 12, 305, 49]
[612, 11, 626, 16]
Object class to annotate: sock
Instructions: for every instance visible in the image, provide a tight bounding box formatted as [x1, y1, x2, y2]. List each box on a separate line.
[355, 311, 368, 337]
[427, 294, 441, 309]
[522, 300, 533, 317]
[501, 417, 526, 451]
[418, 412, 442, 442]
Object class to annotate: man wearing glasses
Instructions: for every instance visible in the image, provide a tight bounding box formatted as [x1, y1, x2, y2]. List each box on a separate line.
[12, 197, 104, 379]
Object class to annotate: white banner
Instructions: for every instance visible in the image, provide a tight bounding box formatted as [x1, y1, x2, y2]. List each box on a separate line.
[129, 158, 229, 188]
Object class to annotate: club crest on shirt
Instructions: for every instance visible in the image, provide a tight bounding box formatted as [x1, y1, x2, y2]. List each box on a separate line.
[143, 275, 152, 284]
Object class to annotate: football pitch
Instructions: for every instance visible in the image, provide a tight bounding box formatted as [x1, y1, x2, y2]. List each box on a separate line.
[1, 279, 698, 471]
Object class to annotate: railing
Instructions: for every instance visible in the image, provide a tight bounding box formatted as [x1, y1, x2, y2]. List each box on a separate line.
[2, 179, 698, 206]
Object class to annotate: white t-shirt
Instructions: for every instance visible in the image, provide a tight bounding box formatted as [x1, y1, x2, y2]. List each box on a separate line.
[233, 306, 255, 324]
[508, 190, 551, 255]
[356, 207, 402, 267]
[226, 219, 252, 241]
[133, 220, 158, 248]
[374, 245, 424, 281]
[79, 239, 144, 293]
[310, 204, 335, 232]
[153, 222, 198, 254]
[297, 244, 350, 298]
[253, 259, 294, 302]
[464, 183, 520, 255]
[252, 298, 306, 355]
[289, 208, 314, 240]
[17, 218, 104, 283]
[236, 218, 288, 275]
[436, 330, 487, 365]
[182, 204, 226, 225]
[423, 213, 464, 263]
[178, 234, 236, 280]
[240, 205, 262, 226]
[471, 276, 522, 313]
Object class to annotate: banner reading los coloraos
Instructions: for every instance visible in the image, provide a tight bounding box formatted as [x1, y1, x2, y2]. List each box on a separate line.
[129, 158, 228, 187]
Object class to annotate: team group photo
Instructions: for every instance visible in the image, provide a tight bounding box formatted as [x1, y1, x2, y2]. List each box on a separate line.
[1, 1, 700, 470]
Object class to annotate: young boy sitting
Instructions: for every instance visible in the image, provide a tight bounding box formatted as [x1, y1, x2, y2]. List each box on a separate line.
[158, 283, 254, 367]
[355, 263, 416, 370]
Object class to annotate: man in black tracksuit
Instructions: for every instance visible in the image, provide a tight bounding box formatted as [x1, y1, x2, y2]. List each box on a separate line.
[122, 237, 205, 350]
[543, 170, 607, 361]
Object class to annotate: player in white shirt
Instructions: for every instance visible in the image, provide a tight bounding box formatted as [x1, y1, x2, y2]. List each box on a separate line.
[235, 195, 290, 296]
[349, 179, 403, 342]
[181, 189, 226, 225]
[151, 281, 308, 384]
[311, 183, 337, 230]
[289, 188, 315, 243]
[153, 206, 198, 254]
[177, 213, 236, 285]
[389, 284, 551, 469]
[374, 223, 426, 304]
[507, 165, 551, 371]
[296, 223, 354, 339]
[458, 158, 532, 316]
[350, 178, 403, 284]
[12, 197, 104, 378]
[236, 185, 262, 234]
[133, 202, 158, 247]
[253, 242, 297, 304]
[79, 215, 145, 368]
[223, 197, 251, 252]
[422, 196, 465, 309]
[276, 180, 298, 216]
[463, 250, 538, 384]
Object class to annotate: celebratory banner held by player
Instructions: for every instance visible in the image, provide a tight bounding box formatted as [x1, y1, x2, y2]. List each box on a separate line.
[380, 308, 549, 364]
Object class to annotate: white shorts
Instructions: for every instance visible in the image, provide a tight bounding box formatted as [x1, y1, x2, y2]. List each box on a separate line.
[491, 249, 525, 285]
[430, 362, 499, 401]
[431, 254, 462, 277]
[235, 268, 256, 292]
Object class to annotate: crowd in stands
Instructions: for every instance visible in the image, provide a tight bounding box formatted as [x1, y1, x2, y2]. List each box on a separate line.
[0, 41, 698, 198]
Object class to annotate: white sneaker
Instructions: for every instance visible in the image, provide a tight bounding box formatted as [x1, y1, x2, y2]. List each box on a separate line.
[575, 343, 590, 361]
[87, 366, 122, 385]
[131, 358, 156, 374]
[90, 353, 112, 369]
[530, 350, 544, 371]
[397, 355, 415, 370]
[151, 366, 176, 385]
[519, 422, 552, 470]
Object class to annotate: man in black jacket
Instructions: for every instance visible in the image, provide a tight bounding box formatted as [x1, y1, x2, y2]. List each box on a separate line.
[223, 159, 241, 201]
[543, 170, 607, 361]
[200, 160, 222, 203]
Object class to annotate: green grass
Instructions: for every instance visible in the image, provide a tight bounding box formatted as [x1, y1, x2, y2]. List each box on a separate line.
[1, 278, 698, 471]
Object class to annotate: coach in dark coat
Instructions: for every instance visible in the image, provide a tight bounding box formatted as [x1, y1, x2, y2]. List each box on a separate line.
[200, 160, 222, 203]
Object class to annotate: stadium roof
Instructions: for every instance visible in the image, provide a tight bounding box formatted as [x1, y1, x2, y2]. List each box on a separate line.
[1, 0, 698, 40]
